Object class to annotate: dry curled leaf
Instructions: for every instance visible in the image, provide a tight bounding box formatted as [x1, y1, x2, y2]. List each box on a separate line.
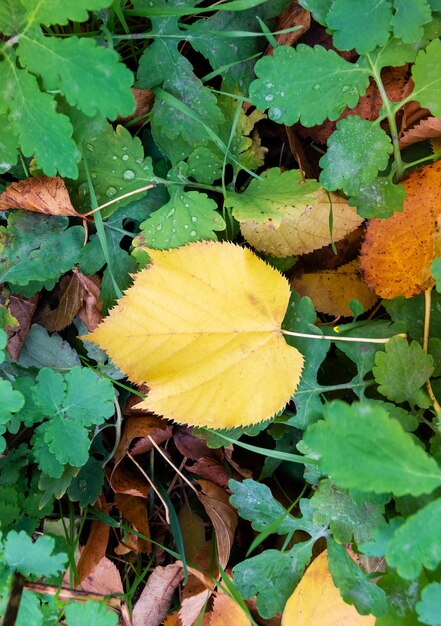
[399, 116, 441, 149]
[0, 176, 80, 216]
[291, 260, 377, 317]
[88, 242, 303, 428]
[132, 563, 184, 626]
[281, 550, 375, 626]
[6, 292, 39, 360]
[360, 161, 441, 298]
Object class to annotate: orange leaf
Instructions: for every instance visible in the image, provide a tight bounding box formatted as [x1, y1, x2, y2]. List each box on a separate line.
[114, 493, 151, 554]
[281, 550, 375, 626]
[0, 176, 80, 217]
[360, 161, 441, 298]
[291, 260, 377, 316]
[208, 592, 252, 626]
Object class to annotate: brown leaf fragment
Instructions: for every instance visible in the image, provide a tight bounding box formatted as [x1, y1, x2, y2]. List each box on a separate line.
[208, 592, 252, 625]
[75, 270, 103, 331]
[43, 273, 86, 332]
[118, 88, 155, 124]
[197, 480, 237, 569]
[115, 493, 151, 554]
[76, 497, 110, 587]
[80, 556, 123, 595]
[6, 293, 39, 360]
[187, 457, 231, 489]
[0, 176, 80, 216]
[399, 117, 441, 149]
[291, 260, 377, 317]
[360, 161, 441, 298]
[178, 505, 206, 560]
[132, 563, 184, 626]
[266, 1, 311, 54]
[174, 428, 215, 461]
[163, 612, 182, 625]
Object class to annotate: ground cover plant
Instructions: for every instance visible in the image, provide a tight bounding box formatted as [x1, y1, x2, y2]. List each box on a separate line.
[1, 0, 441, 624]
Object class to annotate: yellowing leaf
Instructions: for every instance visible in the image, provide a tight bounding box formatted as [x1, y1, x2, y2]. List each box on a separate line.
[360, 161, 441, 298]
[87, 242, 302, 428]
[208, 592, 252, 625]
[291, 260, 377, 317]
[281, 550, 375, 626]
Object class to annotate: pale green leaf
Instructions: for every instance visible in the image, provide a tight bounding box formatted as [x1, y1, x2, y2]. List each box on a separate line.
[187, 147, 223, 184]
[18, 324, 81, 371]
[64, 600, 118, 626]
[4, 530, 67, 577]
[63, 367, 114, 425]
[0, 379, 25, 427]
[32, 430, 65, 478]
[18, 30, 134, 119]
[298, 0, 332, 25]
[134, 189, 225, 249]
[327, 0, 393, 54]
[43, 415, 90, 467]
[20, 0, 113, 26]
[249, 45, 369, 126]
[416, 583, 441, 626]
[373, 336, 434, 405]
[327, 538, 388, 616]
[0, 0, 26, 34]
[302, 400, 441, 496]
[225, 168, 320, 225]
[391, 0, 432, 43]
[0, 114, 19, 174]
[16, 590, 44, 626]
[33, 369, 65, 417]
[412, 39, 441, 116]
[349, 177, 406, 218]
[386, 498, 441, 579]
[319, 116, 392, 195]
[432, 258, 441, 292]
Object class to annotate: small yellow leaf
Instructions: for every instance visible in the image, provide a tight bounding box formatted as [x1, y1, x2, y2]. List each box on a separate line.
[291, 260, 377, 317]
[87, 242, 303, 428]
[282, 550, 375, 626]
[240, 189, 363, 258]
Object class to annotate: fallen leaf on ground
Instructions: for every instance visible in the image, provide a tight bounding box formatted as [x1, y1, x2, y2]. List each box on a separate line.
[266, 1, 310, 54]
[118, 88, 154, 124]
[209, 591, 252, 625]
[399, 116, 441, 149]
[187, 457, 231, 488]
[75, 270, 103, 331]
[77, 496, 110, 587]
[6, 292, 39, 360]
[132, 563, 184, 626]
[0, 176, 80, 216]
[43, 273, 86, 332]
[197, 479, 237, 569]
[180, 566, 215, 626]
[291, 260, 377, 316]
[178, 505, 206, 560]
[360, 161, 441, 298]
[80, 556, 124, 595]
[115, 493, 151, 553]
[174, 428, 215, 460]
[281, 550, 375, 625]
[163, 613, 182, 625]
[87, 242, 303, 428]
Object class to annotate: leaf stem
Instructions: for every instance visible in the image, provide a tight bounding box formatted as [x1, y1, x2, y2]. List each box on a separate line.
[423, 288, 441, 415]
[83, 184, 155, 217]
[281, 329, 405, 344]
[402, 149, 441, 173]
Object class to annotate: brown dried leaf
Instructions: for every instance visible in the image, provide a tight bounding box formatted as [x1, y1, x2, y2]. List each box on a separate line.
[0, 176, 79, 216]
[6, 293, 39, 360]
[163, 613, 182, 625]
[197, 480, 237, 569]
[115, 493, 151, 554]
[291, 260, 377, 317]
[266, 1, 311, 54]
[75, 270, 103, 331]
[132, 563, 184, 626]
[180, 568, 214, 626]
[118, 88, 154, 125]
[43, 273, 86, 332]
[187, 457, 231, 489]
[208, 592, 252, 626]
[77, 497, 110, 586]
[174, 428, 215, 461]
[399, 117, 441, 149]
[178, 505, 206, 560]
[80, 556, 123, 595]
[360, 161, 441, 298]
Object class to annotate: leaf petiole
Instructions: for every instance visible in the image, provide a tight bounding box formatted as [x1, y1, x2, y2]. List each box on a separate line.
[282, 330, 406, 344]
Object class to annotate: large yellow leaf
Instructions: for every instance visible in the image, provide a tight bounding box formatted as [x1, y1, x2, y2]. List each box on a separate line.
[87, 242, 303, 428]
[282, 550, 375, 626]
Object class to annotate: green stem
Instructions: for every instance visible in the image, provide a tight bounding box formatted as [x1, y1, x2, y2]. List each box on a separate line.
[403, 149, 441, 172]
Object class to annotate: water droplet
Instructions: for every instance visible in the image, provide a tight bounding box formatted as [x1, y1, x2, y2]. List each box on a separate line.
[166, 207, 176, 218]
[184, 203, 190, 208]
[106, 186, 117, 197]
[264, 81, 274, 88]
[135, 158, 143, 164]
[122, 154, 129, 161]
[313, 83, 320, 90]
[341, 85, 350, 93]
[271, 107, 282, 121]
[111, 169, 115, 174]
[78, 182, 89, 198]
[184, 224, 189, 229]
[190, 230, 197, 237]
[264, 94, 273, 102]
[86, 143, 94, 152]
[143, 165, 150, 171]
[155, 224, 162, 231]
[191, 216, 198, 223]
[280, 90, 285, 97]
[112, 155, 117, 160]
[123, 169, 135, 181]
[79, 479, 88, 492]
[91, 172, 97, 179]
[171, 227, 176, 233]
[122, 145, 128, 151]
[195, 155, 200, 160]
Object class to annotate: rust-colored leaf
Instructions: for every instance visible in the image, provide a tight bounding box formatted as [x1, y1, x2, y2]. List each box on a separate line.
[399, 116, 441, 149]
[77, 496, 110, 586]
[187, 457, 231, 489]
[75, 270, 103, 331]
[43, 273, 86, 333]
[132, 563, 184, 626]
[197, 479, 237, 569]
[266, 1, 310, 54]
[291, 260, 377, 317]
[0, 176, 80, 216]
[115, 493, 151, 554]
[6, 292, 39, 360]
[360, 161, 441, 298]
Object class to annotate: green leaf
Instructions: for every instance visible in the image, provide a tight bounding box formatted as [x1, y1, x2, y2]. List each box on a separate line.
[33, 369, 65, 416]
[67, 458, 104, 507]
[412, 39, 441, 116]
[64, 600, 118, 626]
[319, 116, 392, 195]
[386, 498, 441, 579]
[249, 45, 369, 126]
[20, 0, 113, 26]
[349, 177, 406, 219]
[359, 517, 404, 558]
[32, 428, 65, 478]
[43, 415, 90, 467]
[0, 379, 25, 427]
[373, 336, 434, 405]
[327, 0, 393, 54]
[187, 148, 224, 184]
[298, 0, 333, 25]
[0, 0, 26, 35]
[302, 400, 441, 496]
[233, 541, 313, 618]
[0, 328, 7, 363]
[225, 168, 320, 225]
[327, 537, 388, 617]
[18, 30, 134, 119]
[432, 257, 441, 292]
[416, 582, 441, 626]
[366, 37, 422, 71]
[384, 292, 441, 343]
[228, 479, 317, 535]
[0, 212, 83, 292]
[16, 590, 44, 626]
[0, 64, 80, 177]
[17, 324, 81, 371]
[3, 530, 67, 577]
[63, 367, 114, 425]
[134, 189, 225, 249]
[310, 479, 385, 544]
[391, 0, 432, 42]
[0, 115, 19, 173]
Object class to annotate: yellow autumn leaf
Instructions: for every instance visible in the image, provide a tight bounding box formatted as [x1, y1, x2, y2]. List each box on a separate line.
[208, 592, 252, 625]
[87, 242, 303, 428]
[282, 550, 375, 626]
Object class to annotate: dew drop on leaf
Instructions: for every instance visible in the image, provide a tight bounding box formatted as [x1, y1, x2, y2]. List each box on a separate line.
[123, 169, 135, 180]
[190, 230, 197, 236]
[122, 154, 129, 161]
[106, 187, 117, 197]
[86, 143, 94, 152]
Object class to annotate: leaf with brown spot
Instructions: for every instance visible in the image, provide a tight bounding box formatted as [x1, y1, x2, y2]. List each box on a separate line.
[187, 457, 231, 489]
[291, 260, 377, 317]
[132, 563, 184, 626]
[115, 493, 151, 554]
[197, 479, 237, 569]
[360, 161, 441, 298]
[0, 176, 80, 216]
